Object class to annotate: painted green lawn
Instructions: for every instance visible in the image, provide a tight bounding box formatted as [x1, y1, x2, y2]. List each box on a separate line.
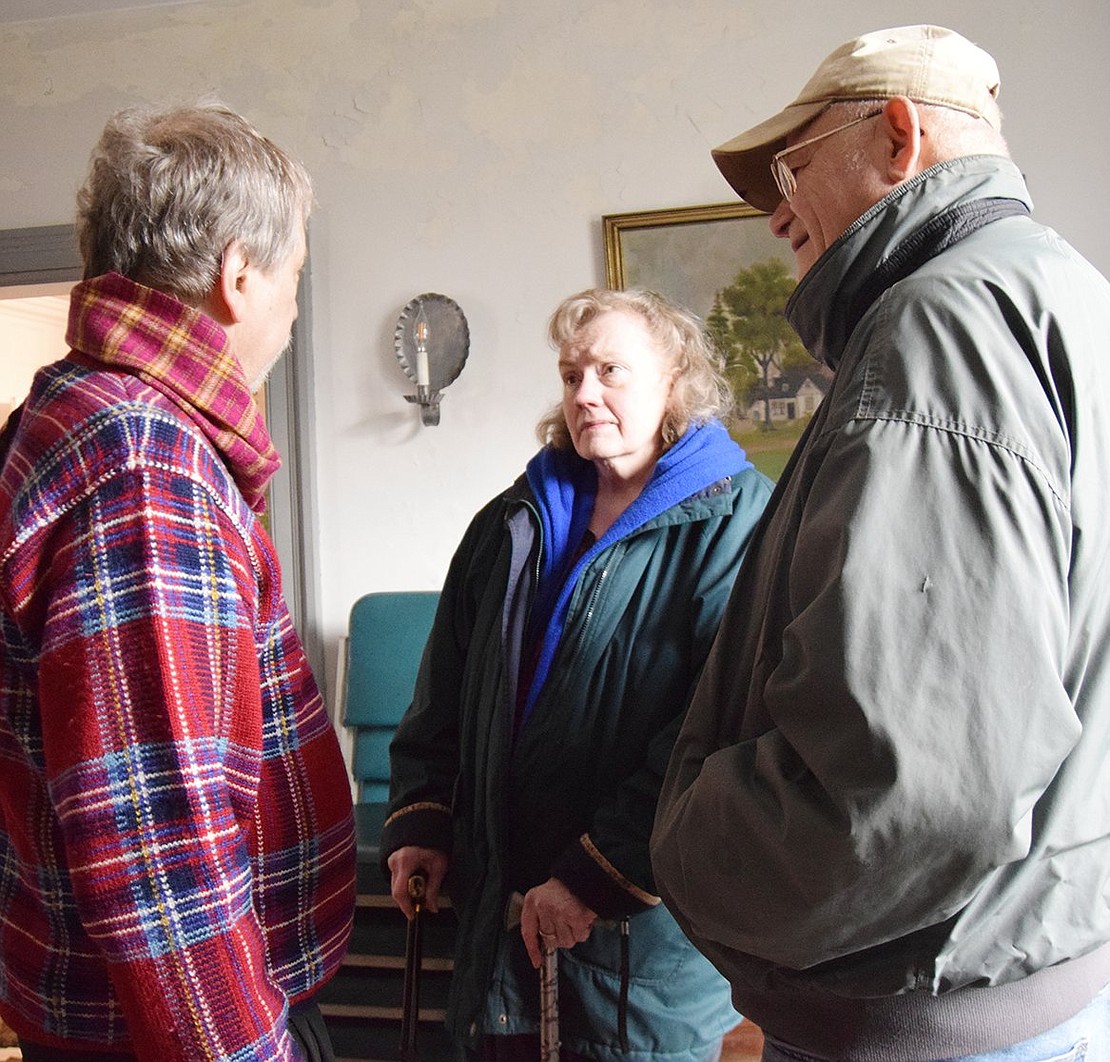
[731, 419, 808, 482]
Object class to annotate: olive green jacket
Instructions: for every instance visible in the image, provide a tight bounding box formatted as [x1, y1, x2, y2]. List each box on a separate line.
[653, 157, 1110, 1058]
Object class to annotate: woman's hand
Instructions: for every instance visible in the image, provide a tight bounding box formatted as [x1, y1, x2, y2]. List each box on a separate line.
[520, 877, 597, 969]
[387, 845, 449, 920]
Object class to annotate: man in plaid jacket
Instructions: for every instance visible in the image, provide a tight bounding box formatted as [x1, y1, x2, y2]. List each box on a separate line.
[0, 103, 355, 1061]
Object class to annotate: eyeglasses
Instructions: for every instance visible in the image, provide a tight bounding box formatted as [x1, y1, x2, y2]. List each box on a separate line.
[771, 110, 883, 203]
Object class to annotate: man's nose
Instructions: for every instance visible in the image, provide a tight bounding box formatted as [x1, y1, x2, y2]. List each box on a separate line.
[770, 198, 794, 239]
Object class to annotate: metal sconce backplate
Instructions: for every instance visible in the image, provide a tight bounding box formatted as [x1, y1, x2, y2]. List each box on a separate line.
[394, 293, 470, 391]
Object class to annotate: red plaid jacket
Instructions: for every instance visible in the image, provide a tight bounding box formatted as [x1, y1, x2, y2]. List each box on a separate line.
[0, 274, 355, 1060]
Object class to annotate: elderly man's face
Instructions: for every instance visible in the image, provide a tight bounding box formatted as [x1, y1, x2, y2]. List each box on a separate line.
[234, 223, 307, 392]
[770, 108, 887, 279]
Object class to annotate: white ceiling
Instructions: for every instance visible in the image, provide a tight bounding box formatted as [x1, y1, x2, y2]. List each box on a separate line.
[0, 0, 207, 24]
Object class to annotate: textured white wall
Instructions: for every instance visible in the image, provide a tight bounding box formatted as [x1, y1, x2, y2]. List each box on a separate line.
[2, 0, 1108, 697]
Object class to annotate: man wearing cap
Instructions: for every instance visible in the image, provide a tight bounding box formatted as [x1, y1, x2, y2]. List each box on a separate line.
[652, 24, 1110, 1061]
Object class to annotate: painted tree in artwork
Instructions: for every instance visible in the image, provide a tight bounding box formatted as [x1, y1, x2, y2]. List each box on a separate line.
[708, 258, 807, 429]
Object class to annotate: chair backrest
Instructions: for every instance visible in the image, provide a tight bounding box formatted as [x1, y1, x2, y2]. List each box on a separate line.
[343, 590, 439, 803]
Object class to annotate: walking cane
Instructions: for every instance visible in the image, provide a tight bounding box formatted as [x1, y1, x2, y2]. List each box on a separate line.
[505, 893, 630, 1060]
[538, 939, 560, 1062]
[400, 872, 427, 1062]
[505, 891, 560, 1062]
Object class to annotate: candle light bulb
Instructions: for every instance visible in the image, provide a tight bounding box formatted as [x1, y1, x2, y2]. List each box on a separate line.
[414, 307, 431, 387]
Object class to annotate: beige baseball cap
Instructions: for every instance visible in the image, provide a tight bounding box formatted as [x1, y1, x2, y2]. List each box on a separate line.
[713, 25, 1001, 212]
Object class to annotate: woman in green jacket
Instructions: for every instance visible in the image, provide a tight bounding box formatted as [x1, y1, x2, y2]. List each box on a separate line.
[382, 288, 772, 1061]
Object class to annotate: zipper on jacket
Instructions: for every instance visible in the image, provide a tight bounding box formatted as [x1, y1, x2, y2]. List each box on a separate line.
[572, 563, 609, 658]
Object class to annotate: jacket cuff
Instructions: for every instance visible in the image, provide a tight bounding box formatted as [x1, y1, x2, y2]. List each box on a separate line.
[378, 801, 452, 875]
[551, 834, 660, 921]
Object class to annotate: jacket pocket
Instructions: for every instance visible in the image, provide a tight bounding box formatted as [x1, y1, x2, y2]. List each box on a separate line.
[562, 903, 691, 985]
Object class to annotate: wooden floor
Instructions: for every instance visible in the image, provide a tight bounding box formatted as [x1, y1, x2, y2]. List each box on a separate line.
[0, 1015, 17, 1060]
[723, 1019, 765, 1061]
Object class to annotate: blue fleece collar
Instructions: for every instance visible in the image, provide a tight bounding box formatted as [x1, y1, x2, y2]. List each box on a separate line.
[520, 418, 749, 723]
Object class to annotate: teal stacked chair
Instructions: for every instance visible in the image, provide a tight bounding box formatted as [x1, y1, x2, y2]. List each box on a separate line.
[344, 590, 440, 847]
[318, 591, 456, 1062]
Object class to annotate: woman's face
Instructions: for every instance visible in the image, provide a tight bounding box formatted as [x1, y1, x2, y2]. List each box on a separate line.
[559, 309, 675, 483]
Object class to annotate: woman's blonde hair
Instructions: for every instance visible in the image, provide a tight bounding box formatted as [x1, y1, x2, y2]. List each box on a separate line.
[536, 288, 732, 449]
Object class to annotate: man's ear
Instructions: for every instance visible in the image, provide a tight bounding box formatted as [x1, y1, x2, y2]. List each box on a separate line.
[880, 96, 924, 184]
[202, 241, 251, 326]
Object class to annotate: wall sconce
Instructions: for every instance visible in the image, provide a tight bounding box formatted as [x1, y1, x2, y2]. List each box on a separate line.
[394, 293, 470, 426]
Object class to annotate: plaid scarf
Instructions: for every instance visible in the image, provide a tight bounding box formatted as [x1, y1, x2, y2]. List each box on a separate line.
[65, 271, 281, 512]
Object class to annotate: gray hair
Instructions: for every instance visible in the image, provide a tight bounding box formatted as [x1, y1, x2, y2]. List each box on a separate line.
[536, 288, 733, 450]
[827, 97, 1009, 160]
[76, 101, 313, 305]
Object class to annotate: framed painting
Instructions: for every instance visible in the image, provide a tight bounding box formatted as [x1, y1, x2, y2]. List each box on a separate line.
[602, 201, 793, 318]
[602, 202, 827, 480]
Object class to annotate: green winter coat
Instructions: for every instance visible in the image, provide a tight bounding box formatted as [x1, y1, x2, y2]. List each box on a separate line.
[383, 454, 772, 1060]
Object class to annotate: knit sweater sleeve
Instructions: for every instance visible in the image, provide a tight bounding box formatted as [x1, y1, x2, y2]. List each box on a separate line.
[28, 420, 299, 1060]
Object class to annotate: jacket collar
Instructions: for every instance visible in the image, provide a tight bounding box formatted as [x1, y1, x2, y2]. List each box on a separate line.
[786, 155, 1032, 371]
